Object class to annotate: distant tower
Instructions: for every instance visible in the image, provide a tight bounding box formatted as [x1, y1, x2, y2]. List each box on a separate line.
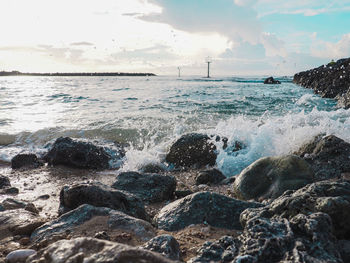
[177, 67, 181, 77]
[205, 56, 212, 78]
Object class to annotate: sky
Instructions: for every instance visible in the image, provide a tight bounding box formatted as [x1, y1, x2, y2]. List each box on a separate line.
[0, 0, 349, 76]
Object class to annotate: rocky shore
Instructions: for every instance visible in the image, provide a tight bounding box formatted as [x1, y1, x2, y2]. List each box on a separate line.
[0, 133, 350, 262]
[293, 57, 350, 108]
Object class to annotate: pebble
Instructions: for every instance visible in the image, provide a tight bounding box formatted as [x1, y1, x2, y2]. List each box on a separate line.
[6, 249, 36, 263]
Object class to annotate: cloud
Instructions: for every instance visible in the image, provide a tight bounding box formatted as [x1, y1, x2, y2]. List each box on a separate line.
[261, 32, 287, 57]
[311, 33, 350, 59]
[70, 42, 94, 46]
[234, 0, 257, 7]
[219, 42, 266, 60]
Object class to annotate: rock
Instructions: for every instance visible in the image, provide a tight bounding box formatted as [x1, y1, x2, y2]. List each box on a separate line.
[112, 172, 176, 203]
[189, 236, 237, 262]
[175, 189, 193, 198]
[0, 209, 45, 240]
[141, 235, 181, 260]
[1, 198, 26, 210]
[11, 153, 43, 169]
[339, 240, 350, 263]
[27, 237, 176, 263]
[31, 204, 156, 243]
[240, 180, 350, 239]
[140, 163, 167, 173]
[43, 137, 125, 169]
[220, 176, 235, 185]
[295, 134, 350, 180]
[59, 182, 149, 221]
[6, 249, 36, 263]
[264, 76, 281, 84]
[0, 175, 11, 189]
[233, 155, 314, 200]
[195, 169, 226, 185]
[337, 88, 350, 109]
[155, 191, 262, 231]
[1, 187, 19, 195]
[165, 133, 217, 168]
[94, 231, 110, 241]
[293, 57, 350, 107]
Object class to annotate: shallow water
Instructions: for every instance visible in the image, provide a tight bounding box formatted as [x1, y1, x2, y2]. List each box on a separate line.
[0, 75, 349, 176]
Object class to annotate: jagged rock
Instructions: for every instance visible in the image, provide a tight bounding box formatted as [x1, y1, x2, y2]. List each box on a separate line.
[293, 57, 350, 107]
[337, 88, 350, 109]
[155, 191, 262, 231]
[59, 182, 149, 221]
[195, 169, 226, 185]
[295, 134, 350, 180]
[6, 249, 37, 263]
[27, 237, 176, 263]
[11, 153, 43, 169]
[0, 175, 11, 189]
[31, 204, 156, 243]
[189, 236, 237, 262]
[43, 137, 125, 169]
[240, 180, 350, 239]
[112, 172, 176, 203]
[0, 209, 45, 240]
[264, 76, 281, 84]
[165, 133, 217, 168]
[141, 235, 181, 260]
[233, 155, 314, 200]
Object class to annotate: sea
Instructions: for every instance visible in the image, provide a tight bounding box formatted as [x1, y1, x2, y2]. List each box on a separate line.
[0, 75, 349, 176]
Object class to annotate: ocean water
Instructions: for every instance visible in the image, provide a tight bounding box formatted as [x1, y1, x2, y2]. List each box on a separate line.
[0, 75, 349, 176]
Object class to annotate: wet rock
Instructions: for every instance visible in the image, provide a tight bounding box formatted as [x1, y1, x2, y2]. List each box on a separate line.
[294, 57, 350, 107]
[189, 236, 237, 262]
[11, 153, 43, 169]
[175, 189, 193, 198]
[155, 191, 262, 231]
[59, 182, 149, 221]
[31, 204, 156, 243]
[195, 169, 226, 186]
[1, 198, 26, 210]
[295, 134, 350, 180]
[0, 175, 11, 189]
[220, 176, 235, 185]
[43, 137, 124, 169]
[140, 163, 167, 173]
[264, 76, 281, 84]
[141, 235, 181, 260]
[94, 231, 110, 241]
[112, 172, 176, 203]
[27, 237, 176, 263]
[6, 249, 36, 263]
[1, 187, 19, 195]
[339, 240, 350, 263]
[165, 133, 217, 168]
[0, 209, 45, 240]
[240, 180, 350, 239]
[233, 155, 314, 200]
[337, 88, 350, 109]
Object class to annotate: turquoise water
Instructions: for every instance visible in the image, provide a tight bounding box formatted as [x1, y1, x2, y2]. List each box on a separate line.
[0, 76, 349, 175]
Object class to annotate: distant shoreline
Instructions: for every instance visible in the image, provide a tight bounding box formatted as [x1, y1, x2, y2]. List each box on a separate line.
[0, 71, 156, 77]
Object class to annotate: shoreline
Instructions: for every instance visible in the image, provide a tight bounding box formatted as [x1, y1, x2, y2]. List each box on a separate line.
[0, 71, 156, 77]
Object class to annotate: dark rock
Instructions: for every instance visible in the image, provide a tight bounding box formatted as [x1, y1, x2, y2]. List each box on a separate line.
[240, 180, 350, 239]
[94, 231, 110, 241]
[11, 153, 43, 169]
[175, 189, 193, 198]
[31, 204, 156, 243]
[43, 137, 125, 169]
[1, 198, 26, 210]
[195, 169, 226, 185]
[0, 175, 11, 189]
[0, 209, 45, 239]
[140, 163, 167, 173]
[155, 191, 262, 231]
[190, 236, 237, 262]
[165, 133, 217, 168]
[293, 57, 350, 108]
[0, 187, 19, 195]
[338, 240, 350, 263]
[59, 182, 149, 221]
[233, 155, 314, 200]
[264, 76, 281, 84]
[220, 176, 235, 185]
[337, 88, 350, 109]
[295, 134, 350, 180]
[27, 237, 176, 263]
[141, 234, 181, 260]
[112, 172, 176, 203]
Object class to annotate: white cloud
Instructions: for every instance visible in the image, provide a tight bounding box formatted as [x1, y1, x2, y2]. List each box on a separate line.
[261, 32, 287, 57]
[311, 33, 350, 59]
[234, 0, 257, 7]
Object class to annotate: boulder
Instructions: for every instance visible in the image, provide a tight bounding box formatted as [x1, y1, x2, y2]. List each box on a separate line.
[0, 209, 45, 240]
[339, 240, 350, 263]
[6, 249, 37, 263]
[240, 180, 350, 239]
[141, 235, 181, 261]
[26, 237, 176, 263]
[11, 153, 43, 169]
[59, 182, 149, 221]
[195, 169, 226, 185]
[295, 134, 350, 180]
[264, 76, 281, 84]
[165, 133, 217, 168]
[155, 191, 262, 231]
[0, 175, 11, 189]
[112, 172, 176, 203]
[233, 155, 314, 200]
[31, 204, 156, 243]
[43, 137, 125, 169]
